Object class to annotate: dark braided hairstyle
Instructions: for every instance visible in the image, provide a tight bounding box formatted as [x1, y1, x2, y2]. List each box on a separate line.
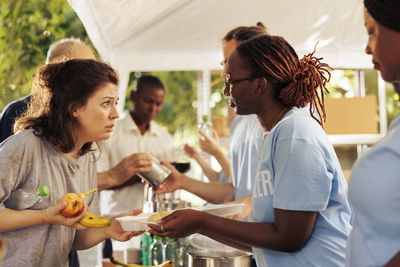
[223, 22, 268, 43]
[236, 35, 332, 126]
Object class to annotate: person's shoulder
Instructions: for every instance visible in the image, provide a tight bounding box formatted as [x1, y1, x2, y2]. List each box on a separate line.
[6, 128, 42, 145]
[1, 95, 31, 117]
[274, 108, 324, 138]
[0, 129, 42, 159]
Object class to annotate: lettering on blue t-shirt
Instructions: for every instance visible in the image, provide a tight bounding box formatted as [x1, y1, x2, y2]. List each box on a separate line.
[254, 170, 274, 197]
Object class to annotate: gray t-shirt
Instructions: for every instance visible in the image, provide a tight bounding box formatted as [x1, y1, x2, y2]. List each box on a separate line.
[0, 129, 99, 267]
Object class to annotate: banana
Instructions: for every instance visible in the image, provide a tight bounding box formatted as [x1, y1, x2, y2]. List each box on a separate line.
[80, 212, 110, 228]
[110, 257, 172, 267]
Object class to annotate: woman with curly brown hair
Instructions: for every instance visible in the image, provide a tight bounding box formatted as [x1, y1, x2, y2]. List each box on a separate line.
[0, 59, 144, 266]
[149, 35, 352, 266]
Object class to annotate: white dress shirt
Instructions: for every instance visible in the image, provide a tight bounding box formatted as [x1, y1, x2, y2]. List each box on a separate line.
[97, 112, 175, 217]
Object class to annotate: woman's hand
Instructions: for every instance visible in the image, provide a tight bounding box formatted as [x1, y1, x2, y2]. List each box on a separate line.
[152, 161, 184, 194]
[43, 202, 88, 230]
[105, 209, 145, 242]
[184, 144, 200, 159]
[147, 209, 204, 238]
[198, 129, 220, 156]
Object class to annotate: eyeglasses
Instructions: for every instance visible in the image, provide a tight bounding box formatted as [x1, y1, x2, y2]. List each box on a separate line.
[224, 73, 257, 91]
[220, 58, 227, 67]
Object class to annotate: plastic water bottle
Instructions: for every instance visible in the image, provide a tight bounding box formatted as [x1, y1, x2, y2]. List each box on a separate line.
[150, 235, 165, 265]
[141, 232, 154, 265]
[164, 238, 177, 266]
[5, 185, 50, 210]
[198, 115, 213, 139]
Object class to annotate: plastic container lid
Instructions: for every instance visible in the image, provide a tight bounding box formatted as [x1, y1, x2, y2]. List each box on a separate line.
[37, 185, 50, 197]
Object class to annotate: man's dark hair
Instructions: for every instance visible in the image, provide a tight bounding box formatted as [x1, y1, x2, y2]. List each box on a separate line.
[135, 75, 165, 95]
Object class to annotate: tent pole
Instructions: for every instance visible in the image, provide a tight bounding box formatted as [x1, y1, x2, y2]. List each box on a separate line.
[197, 69, 211, 124]
[116, 68, 130, 114]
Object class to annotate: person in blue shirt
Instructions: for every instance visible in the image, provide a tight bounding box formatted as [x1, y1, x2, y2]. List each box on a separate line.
[345, 0, 400, 266]
[155, 24, 267, 221]
[149, 34, 352, 267]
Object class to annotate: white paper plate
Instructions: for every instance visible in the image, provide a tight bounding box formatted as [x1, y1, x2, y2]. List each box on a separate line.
[117, 203, 244, 231]
[191, 203, 245, 217]
[116, 213, 158, 231]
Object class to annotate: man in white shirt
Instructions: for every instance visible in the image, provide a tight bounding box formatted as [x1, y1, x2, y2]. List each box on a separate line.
[98, 75, 175, 216]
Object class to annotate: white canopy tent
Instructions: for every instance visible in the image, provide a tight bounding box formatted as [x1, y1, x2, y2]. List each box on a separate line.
[69, 0, 372, 115]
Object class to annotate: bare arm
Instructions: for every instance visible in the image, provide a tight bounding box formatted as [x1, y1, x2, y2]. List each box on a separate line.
[0, 208, 48, 232]
[198, 130, 232, 182]
[149, 208, 316, 252]
[97, 153, 152, 191]
[154, 162, 234, 203]
[211, 146, 232, 183]
[384, 252, 400, 267]
[201, 231, 252, 252]
[184, 144, 220, 182]
[0, 202, 87, 232]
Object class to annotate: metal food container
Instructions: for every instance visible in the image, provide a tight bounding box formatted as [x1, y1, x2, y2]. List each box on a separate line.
[137, 155, 171, 189]
[188, 250, 252, 267]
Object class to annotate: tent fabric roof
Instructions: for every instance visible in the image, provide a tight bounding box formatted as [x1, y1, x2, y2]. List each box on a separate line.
[69, 0, 372, 72]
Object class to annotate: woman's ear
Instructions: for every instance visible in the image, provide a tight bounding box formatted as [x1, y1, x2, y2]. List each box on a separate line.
[255, 77, 268, 94]
[69, 104, 79, 118]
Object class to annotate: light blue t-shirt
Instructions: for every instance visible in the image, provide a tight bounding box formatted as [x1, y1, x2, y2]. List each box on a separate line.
[219, 115, 265, 202]
[345, 113, 400, 267]
[251, 108, 352, 267]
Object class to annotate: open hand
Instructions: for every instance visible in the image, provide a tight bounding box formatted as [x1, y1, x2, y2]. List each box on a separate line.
[184, 144, 200, 159]
[198, 129, 220, 156]
[105, 209, 145, 242]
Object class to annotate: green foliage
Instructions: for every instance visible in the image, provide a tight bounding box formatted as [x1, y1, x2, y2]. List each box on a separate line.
[326, 70, 356, 97]
[0, 0, 92, 111]
[154, 71, 198, 136]
[210, 71, 227, 116]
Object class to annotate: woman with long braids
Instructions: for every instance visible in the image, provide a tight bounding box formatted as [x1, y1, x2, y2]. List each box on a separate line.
[345, 1, 400, 266]
[149, 34, 352, 266]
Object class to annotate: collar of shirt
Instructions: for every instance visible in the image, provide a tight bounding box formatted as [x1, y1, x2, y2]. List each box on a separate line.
[122, 112, 160, 137]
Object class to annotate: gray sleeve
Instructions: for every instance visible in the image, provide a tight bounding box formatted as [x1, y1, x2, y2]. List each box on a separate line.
[0, 135, 31, 211]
